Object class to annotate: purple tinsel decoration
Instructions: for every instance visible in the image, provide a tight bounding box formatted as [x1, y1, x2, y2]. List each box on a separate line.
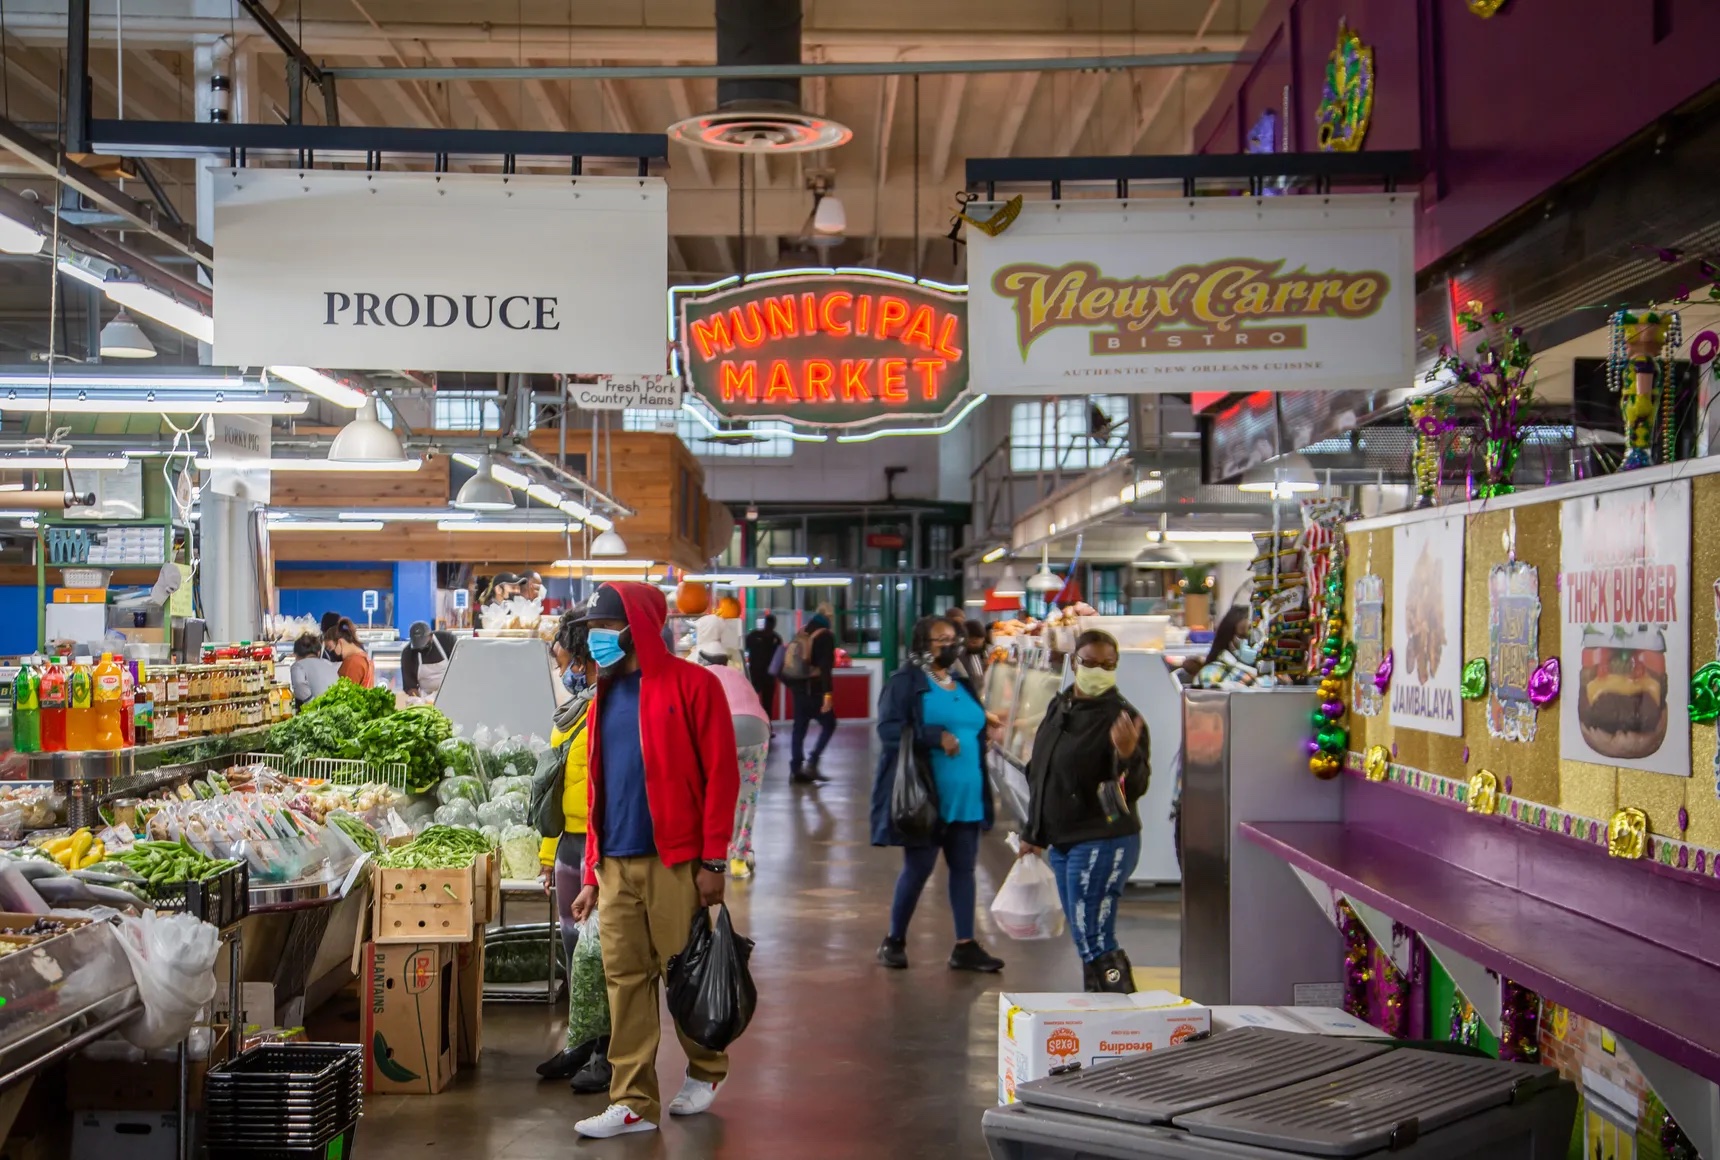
[1499, 979, 1542, 1063]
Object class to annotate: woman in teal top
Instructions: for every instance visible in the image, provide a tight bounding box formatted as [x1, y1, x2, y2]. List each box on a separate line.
[871, 615, 1003, 974]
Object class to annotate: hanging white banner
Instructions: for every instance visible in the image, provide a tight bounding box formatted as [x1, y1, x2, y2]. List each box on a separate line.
[572, 374, 683, 411]
[965, 194, 1416, 394]
[212, 170, 667, 375]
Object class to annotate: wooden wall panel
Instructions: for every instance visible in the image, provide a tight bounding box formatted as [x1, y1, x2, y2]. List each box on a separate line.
[269, 458, 449, 508]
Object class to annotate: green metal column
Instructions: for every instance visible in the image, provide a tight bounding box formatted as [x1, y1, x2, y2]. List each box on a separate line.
[881, 580, 899, 672]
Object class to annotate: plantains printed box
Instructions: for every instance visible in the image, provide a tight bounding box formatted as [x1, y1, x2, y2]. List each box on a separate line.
[364, 941, 458, 1095]
[997, 990, 1209, 1105]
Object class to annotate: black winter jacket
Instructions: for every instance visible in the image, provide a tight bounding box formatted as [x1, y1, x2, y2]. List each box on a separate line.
[1022, 688, 1150, 849]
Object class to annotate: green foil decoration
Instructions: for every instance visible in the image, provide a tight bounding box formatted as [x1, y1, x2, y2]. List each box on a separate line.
[1460, 658, 1489, 700]
[1691, 661, 1720, 724]
[1333, 641, 1356, 678]
[1316, 724, 1349, 752]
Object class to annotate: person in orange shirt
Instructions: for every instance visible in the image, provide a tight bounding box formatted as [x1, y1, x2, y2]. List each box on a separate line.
[325, 618, 375, 687]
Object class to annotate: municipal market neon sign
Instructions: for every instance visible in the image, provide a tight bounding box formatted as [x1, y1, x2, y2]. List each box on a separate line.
[671, 268, 969, 429]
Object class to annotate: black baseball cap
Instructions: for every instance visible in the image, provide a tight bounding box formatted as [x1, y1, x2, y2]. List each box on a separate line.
[491, 571, 522, 587]
[571, 584, 628, 625]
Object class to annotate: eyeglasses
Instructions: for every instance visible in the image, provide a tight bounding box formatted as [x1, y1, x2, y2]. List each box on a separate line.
[1074, 655, 1118, 671]
[929, 634, 959, 647]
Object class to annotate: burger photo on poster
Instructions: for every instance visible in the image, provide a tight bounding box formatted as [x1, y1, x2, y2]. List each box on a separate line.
[1577, 625, 1669, 759]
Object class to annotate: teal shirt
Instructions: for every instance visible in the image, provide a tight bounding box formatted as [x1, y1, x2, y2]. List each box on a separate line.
[920, 681, 986, 824]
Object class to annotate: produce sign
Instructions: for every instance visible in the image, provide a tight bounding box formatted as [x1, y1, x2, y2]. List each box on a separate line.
[673, 271, 969, 428]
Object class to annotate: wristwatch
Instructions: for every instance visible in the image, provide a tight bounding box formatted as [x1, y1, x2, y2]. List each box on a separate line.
[699, 859, 726, 874]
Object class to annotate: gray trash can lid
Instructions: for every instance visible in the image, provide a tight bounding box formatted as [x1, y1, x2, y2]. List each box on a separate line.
[1015, 1027, 1390, 1125]
[1174, 1046, 1563, 1156]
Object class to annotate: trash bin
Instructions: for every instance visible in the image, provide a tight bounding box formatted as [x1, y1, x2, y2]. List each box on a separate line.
[984, 1027, 1576, 1159]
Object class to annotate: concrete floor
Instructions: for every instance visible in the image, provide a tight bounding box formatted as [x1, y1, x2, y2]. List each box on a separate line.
[353, 723, 1182, 1159]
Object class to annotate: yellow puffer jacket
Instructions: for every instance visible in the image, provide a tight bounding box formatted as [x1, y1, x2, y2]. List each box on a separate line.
[537, 702, 591, 866]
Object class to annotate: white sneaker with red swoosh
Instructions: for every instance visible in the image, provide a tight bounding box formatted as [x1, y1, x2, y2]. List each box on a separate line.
[668, 1076, 722, 1116]
[575, 1104, 657, 1138]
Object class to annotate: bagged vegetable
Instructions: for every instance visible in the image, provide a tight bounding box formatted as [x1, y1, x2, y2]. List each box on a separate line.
[115, 910, 220, 1050]
[476, 796, 527, 830]
[498, 824, 540, 879]
[486, 774, 534, 802]
[433, 799, 480, 828]
[989, 851, 1065, 941]
[436, 776, 487, 807]
[665, 904, 756, 1052]
[565, 914, 610, 1048]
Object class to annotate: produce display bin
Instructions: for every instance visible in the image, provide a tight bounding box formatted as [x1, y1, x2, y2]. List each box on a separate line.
[984, 1028, 1577, 1159]
[151, 861, 251, 929]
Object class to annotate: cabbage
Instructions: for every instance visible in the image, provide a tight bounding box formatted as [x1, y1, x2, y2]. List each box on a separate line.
[499, 824, 540, 879]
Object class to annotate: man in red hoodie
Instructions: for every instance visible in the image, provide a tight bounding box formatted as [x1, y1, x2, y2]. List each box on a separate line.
[568, 582, 741, 1139]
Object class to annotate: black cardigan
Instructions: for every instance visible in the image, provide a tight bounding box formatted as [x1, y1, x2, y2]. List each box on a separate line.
[1022, 688, 1150, 849]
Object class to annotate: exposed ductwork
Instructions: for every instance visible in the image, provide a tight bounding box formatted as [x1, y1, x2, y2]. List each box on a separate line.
[667, 0, 852, 154]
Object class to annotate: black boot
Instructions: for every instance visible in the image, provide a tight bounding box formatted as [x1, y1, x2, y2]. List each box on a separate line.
[1093, 950, 1136, 993]
[536, 1038, 595, 1080]
[569, 1038, 611, 1095]
[876, 936, 908, 969]
[1081, 959, 1102, 993]
[948, 940, 1004, 973]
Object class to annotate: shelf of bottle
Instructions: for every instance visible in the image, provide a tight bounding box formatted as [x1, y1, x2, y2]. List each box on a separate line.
[27, 723, 279, 787]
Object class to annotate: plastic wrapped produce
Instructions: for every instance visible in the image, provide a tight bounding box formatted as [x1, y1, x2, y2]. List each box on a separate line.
[486, 774, 534, 802]
[498, 824, 540, 879]
[436, 775, 487, 807]
[479, 825, 503, 848]
[476, 796, 527, 830]
[433, 799, 480, 829]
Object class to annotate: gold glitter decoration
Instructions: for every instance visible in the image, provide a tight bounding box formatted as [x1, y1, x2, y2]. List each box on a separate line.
[1364, 744, 1390, 781]
[1468, 0, 1508, 16]
[1607, 808, 1649, 860]
[1466, 769, 1500, 815]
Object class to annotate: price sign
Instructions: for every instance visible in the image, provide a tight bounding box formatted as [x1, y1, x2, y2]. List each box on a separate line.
[361, 589, 380, 613]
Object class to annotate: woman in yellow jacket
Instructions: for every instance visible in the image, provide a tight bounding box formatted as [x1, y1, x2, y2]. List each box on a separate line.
[533, 612, 604, 1084]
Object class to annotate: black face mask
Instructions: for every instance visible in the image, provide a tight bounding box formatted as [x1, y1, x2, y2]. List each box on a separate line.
[935, 644, 962, 669]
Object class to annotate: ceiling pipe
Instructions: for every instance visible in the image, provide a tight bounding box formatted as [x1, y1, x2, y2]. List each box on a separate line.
[0, 490, 96, 511]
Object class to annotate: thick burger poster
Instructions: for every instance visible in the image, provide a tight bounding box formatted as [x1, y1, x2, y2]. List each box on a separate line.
[1560, 480, 1690, 776]
[1391, 517, 1465, 736]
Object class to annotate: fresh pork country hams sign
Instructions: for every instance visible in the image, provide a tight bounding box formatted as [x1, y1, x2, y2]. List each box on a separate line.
[212, 170, 667, 375]
[966, 195, 1414, 394]
[674, 272, 967, 427]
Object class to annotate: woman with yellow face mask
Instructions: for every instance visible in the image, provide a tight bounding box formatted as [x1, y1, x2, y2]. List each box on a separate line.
[1018, 629, 1150, 993]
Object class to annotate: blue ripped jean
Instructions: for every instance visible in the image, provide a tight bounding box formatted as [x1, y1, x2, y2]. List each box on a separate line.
[1047, 833, 1141, 963]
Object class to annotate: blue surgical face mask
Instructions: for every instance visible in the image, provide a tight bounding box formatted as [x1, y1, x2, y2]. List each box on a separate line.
[588, 627, 628, 671]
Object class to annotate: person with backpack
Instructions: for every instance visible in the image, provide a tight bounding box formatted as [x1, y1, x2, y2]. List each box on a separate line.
[782, 609, 837, 784]
[531, 609, 610, 1092]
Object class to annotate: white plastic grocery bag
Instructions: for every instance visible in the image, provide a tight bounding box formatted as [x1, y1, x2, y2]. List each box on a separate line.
[990, 852, 1066, 941]
[114, 910, 220, 1050]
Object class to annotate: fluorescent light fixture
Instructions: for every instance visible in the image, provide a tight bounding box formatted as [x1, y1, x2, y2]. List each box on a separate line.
[0, 451, 129, 470]
[835, 394, 987, 443]
[437, 520, 574, 533]
[558, 498, 592, 521]
[195, 456, 423, 472]
[0, 373, 253, 390]
[103, 277, 214, 344]
[981, 546, 1007, 564]
[1119, 479, 1166, 504]
[963, 598, 985, 607]
[730, 577, 787, 588]
[340, 510, 471, 522]
[490, 462, 531, 490]
[1164, 530, 1265, 543]
[270, 519, 383, 531]
[766, 555, 811, 567]
[99, 310, 155, 359]
[684, 573, 761, 584]
[56, 259, 107, 290]
[585, 512, 615, 532]
[0, 393, 306, 416]
[526, 483, 563, 506]
[1238, 453, 1320, 498]
[0, 213, 46, 255]
[452, 452, 480, 469]
[266, 366, 366, 409]
[553, 559, 660, 569]
[791, 576, 852, 587]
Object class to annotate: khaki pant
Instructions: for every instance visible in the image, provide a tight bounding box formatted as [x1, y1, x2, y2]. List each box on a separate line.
[596, 856, 729, 1122]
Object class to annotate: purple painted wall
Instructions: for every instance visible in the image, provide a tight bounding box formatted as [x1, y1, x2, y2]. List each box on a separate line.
[1194, 0, 1720, 270]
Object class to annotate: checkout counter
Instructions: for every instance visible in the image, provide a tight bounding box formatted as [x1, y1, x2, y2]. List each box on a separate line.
[981, 629, 1184, 886]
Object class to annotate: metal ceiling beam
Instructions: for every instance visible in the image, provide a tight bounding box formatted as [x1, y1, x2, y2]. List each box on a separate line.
[325, 51, 1247, 82]
[0, 114, 213, 271]
[236, 0, 325, 87]
[88, 118, 668, 164]
[0, 186, 211, 307]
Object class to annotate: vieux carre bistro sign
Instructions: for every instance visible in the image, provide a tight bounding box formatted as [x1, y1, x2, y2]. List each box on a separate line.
[675, 273, 968, 428]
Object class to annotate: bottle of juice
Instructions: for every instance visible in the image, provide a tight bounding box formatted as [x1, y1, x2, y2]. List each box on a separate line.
[12, 656, 40, 754]
[92, 653, 124, 750]
[130, 661, 150, 747]
[119, 657, 136, 746]
[66, 657, 95, 751]
[38, 657, 66, 752]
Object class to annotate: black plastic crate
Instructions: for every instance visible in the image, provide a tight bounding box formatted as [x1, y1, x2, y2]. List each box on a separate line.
[151, 860, 250, 927]
[207, 1119, 356, 1160]
[204, 1043, 363, 1130]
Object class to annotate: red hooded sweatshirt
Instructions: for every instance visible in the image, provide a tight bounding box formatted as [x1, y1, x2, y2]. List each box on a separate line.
[581, 582, 740, 887]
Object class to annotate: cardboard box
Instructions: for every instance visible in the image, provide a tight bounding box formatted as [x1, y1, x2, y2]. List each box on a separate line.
[363, 941, 458, 1094]
[70, 1112, 177, 1160]
[210, 982, 277, 1039]
[1277, 1005, 1392, 1038]
[454, 930, 485, 1066]
[471, 852, 499, 925]
[998, 990, 1210, 1105]
[65, 1057, 211, 1112]
[373, 864, 476, 944]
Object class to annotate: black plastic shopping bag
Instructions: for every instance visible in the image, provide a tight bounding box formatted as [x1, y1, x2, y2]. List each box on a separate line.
[890, 736, 939, 843]
[666, 903, 757, 1052]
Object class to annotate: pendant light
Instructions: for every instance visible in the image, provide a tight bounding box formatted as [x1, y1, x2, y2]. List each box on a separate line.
[994, 562, 1026, 597]
[327, 397, 405, 462]
[1025, 545, 1063, 594]
[98, 310, 155, 359]
[588, 412, 628, 556]
[453, 454, 516, 512]
[1238, 452, 1319, 499]
[1134, 513, 1193, 569]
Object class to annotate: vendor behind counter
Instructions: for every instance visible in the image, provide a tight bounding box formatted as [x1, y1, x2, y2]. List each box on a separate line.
[401, 621, 459, 697]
